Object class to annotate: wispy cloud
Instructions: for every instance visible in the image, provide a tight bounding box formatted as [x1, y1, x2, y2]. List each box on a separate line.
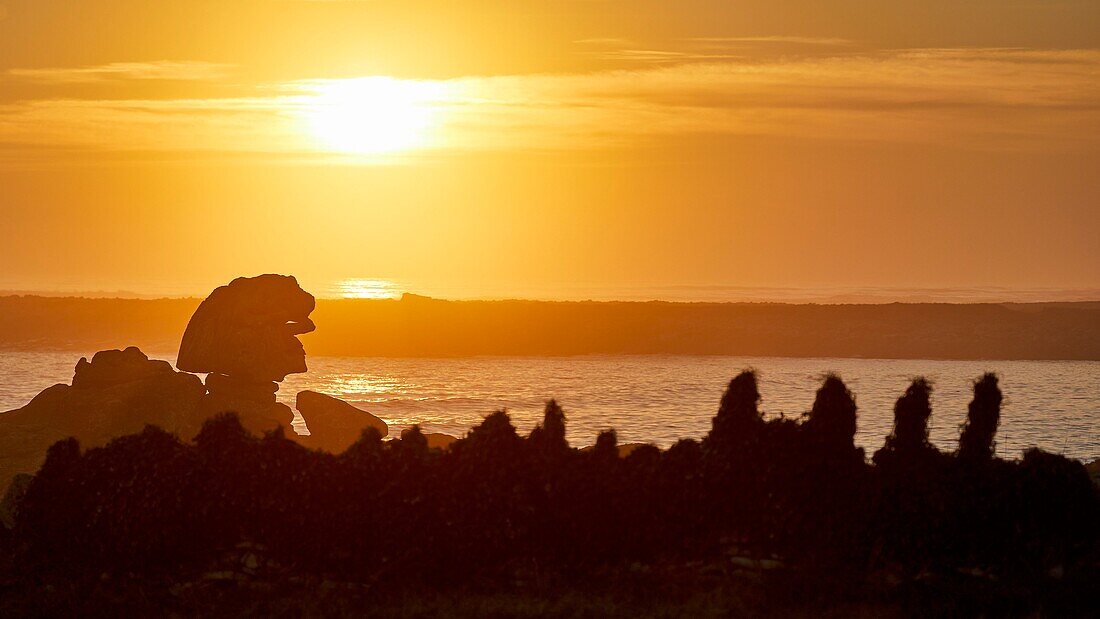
[687, 36, 854, 47]
[0, 49, 1097, 158]
[573, 37, 632, 46]
[439, 48, 1100, 151]
[579, 35, 855, 63]
[581, 49, 742, 63]
[7, 61, 234, 84]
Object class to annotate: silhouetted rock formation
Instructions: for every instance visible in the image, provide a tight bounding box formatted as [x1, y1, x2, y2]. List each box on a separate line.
[0, 347, 204, 484]
[204, 373, 278, 404]
[295, 390, 388, 453]
[424, 432, 459, 451]
[72, 346, 177, 388]
[579, 441, 654, 458]
[0, 274, 394, 473]
[177, 274, 315, 383]
[179, 275, 315, 435]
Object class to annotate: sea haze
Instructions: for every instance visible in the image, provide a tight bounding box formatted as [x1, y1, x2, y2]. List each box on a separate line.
[1, 352, 1096, 462]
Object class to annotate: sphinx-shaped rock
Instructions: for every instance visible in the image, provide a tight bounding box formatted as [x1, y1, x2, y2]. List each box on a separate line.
[196, 385, 295, 437]
[205, 373, 278, 404]
[177, 274, 315, 384]
[179, 275, 315, 436]
[295, 391, 388, 453]
[0, 347, 205, 484]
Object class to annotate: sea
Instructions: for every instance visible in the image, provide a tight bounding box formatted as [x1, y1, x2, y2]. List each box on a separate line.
[1, 352, 1097, 462]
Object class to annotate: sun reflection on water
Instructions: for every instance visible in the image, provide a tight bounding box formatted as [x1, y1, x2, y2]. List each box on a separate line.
[324, 374, 410, 399]
[332, 278, 402, 299]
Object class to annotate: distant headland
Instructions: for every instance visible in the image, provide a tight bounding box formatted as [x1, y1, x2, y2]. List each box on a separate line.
[1, 294, 1098, 360]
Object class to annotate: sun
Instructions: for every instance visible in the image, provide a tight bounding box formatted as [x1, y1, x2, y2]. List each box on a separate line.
[301, 77, 450, 155]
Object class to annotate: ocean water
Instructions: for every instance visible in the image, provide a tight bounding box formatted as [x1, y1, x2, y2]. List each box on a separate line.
[1, 352, 1097, 462]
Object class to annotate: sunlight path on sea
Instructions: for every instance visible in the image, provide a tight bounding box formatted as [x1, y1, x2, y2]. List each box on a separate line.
[276, 356, 1100, 461]
[1, 353, 1097, 461]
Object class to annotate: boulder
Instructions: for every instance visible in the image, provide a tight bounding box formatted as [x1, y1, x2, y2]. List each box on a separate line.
[0, 348, 206, 483]
[197, 395, 295, 438]
[73, 346, 175, 389]
[424, 433, 459, 451]
[580, 442, 655, 458]
[177, 274, 315, 384]
[295, 391, 388, 453]
[175, 275, 319, 441]
[205, 373, 278, 404]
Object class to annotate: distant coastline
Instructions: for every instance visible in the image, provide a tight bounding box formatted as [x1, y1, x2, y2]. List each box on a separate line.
[2, 294, 1098, 360]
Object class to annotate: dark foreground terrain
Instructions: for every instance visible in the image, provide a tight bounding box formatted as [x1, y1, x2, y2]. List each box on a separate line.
[1, 372, 1097, 617]
[3, 562, 1095, 618]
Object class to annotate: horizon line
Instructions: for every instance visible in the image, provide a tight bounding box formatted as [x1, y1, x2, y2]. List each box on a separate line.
[3, 287, 1100, 306]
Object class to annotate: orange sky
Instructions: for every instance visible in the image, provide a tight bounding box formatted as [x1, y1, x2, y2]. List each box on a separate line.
[1, 1, 1098, 300]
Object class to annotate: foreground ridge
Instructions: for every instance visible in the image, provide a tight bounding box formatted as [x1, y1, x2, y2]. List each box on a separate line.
[1, 371, 1096, 616]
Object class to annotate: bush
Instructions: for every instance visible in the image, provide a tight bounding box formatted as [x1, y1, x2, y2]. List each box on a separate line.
[5, 375, 1095, 590]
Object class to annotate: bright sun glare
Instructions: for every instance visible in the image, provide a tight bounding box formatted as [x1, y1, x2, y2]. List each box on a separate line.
[302, 77, 450, 155]
[334, 278, 403, 299]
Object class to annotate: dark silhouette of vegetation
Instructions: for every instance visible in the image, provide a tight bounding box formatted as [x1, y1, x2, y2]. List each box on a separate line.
[959, 372, 1003, 461]
[1, 372, 1097, 616]
[874, 377, 935, 465]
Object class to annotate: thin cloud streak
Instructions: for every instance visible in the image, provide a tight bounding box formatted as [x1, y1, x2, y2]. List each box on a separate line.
[7, 61, 235, 84]
[687, 36, 855, 46]
[0, 49, 1097, 157]
[581, 49, 744, 63]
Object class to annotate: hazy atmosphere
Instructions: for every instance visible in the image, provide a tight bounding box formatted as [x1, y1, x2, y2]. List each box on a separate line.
[2, 0, 1098, 299]
[1, 2, 1098, 617]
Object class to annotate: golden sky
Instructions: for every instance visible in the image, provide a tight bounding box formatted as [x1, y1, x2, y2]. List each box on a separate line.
[1, 1, 1098, 300]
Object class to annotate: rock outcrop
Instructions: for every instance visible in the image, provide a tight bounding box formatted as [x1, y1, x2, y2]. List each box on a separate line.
[177, 274, 315, 383]
[178, 274, 315, 436]
[1, 274, 397, 477]
[72, 346, 177, 388]
[295, 391, 388, 453]
[0, 347, 205, 484]
[580, 442, 655, 458]
[424, 433, 459, 451]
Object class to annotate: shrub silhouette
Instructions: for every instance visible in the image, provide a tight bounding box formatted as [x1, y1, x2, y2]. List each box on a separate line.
[1012, 448, 1097, 575]
[958, 372, 1002, 461]
[871, 379, 950, 571]
[702, 370, 770, 551]
[874, 378, 938, 467]
[2, 372, 1095, 599]
[528, 399, 568, 459]
[804, 373, 859, 452]
[788, 374, 869, 565]
[705, 369, 764, 451]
